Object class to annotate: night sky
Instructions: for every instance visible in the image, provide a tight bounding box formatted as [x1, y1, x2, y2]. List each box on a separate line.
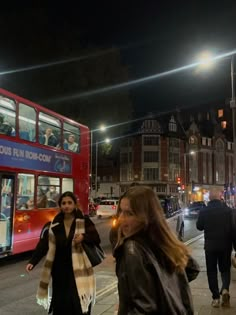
[1, 2, 236, 122]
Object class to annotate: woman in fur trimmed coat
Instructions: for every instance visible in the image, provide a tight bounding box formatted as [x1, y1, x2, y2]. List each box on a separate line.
[26, 191, 101, 315]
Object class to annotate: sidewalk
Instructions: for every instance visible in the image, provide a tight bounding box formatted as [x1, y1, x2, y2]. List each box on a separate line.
[92, 235, 236, 315]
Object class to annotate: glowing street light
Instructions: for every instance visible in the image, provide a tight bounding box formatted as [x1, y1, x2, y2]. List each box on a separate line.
[197, 51, 215, 69]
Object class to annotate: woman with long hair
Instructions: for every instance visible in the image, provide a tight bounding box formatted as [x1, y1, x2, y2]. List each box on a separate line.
[114, 185, 194, 314]
[26, 191, 100, 315]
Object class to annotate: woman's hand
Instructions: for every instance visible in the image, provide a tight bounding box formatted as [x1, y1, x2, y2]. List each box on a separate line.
[73, 233, 84, 244]
[26, 263, 34, 272]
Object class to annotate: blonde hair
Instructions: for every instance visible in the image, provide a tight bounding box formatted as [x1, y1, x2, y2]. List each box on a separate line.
[117, 186, 189, 273]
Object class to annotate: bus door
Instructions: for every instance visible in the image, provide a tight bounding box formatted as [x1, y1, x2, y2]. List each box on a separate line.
[0, 173, 15, 254]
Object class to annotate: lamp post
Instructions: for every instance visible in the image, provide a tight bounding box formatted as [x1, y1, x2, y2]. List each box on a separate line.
[197, 52, 236, 204]
[95, 137, 110, 198]
[90, 125, 106, 197]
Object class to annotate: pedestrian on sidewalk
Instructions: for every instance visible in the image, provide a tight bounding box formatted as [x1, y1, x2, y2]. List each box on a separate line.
[114, 185, 194, 315]
[26, 191, 101, 315]
[196, 188, 235, 308]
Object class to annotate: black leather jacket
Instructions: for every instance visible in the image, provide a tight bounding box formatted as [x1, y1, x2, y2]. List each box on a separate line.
[114, 233, 194, 315]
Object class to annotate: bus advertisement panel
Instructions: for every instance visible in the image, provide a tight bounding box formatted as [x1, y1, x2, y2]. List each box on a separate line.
[0, 88, 90, 257]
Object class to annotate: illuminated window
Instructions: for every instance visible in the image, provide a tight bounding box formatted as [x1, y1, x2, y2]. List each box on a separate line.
[218, 109, 223, 118]
[221, 121, 227, 129]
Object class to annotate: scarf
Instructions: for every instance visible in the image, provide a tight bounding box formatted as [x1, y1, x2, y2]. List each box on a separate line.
[36, 217, 96, 313]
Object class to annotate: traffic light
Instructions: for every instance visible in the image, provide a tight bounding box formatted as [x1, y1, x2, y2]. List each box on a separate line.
[92, 183, 95, 190]
[177, 177, 181, 184]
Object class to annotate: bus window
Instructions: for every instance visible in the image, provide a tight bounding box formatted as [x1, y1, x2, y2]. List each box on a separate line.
[62, 178, 73, 193]
[17, 173, 35, 210]
[38, 112, 61, 148]
[19, 103, 36, 142]
[38, 176, 60, 208]
[63, 122, 80, 153]
[36, 187, 47, 208]
[0, 96, 16, 136]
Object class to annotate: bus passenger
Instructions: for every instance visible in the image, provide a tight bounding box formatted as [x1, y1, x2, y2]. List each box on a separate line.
[26, 191, 101, 315]
[42, 128, 58, 147]
[66, 134, 78, 152]
[37, 188, 48, 208]
[26, 198, 34, 209]
[46, 186, 59, 205]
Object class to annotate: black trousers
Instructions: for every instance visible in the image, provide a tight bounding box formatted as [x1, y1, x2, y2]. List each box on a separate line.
[205, 250, 231, 299]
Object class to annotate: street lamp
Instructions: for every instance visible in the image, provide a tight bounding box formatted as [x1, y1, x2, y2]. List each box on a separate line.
[95, 137, 110, 197]
[90, 125, 107, 196]
[184, 150, 195, 205]
[197, 51, 236, 199]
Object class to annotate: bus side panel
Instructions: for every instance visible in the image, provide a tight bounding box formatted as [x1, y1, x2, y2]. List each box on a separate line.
[12, 208, 58, 255]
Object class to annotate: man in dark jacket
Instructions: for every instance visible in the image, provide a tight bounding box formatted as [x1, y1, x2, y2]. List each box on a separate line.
[196, 189, 235, 308]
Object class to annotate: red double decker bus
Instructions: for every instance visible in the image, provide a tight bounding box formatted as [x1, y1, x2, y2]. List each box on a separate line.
[0, 88, 90, 257]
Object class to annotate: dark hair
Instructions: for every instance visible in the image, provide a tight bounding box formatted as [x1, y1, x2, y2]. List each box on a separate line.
[58, 191, 77, 207]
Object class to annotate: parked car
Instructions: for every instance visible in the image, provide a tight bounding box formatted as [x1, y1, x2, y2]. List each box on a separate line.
[97, 199, 119, 218]
[109, 195, 184, 246]
[184, 201, 206, 218]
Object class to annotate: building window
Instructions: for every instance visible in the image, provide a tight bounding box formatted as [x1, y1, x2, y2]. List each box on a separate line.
[144, 151, 159, 162]
[143, 168, 159, 181]
[227, 142, 232, 150]
[218, 109, 224, 118]
[143, 136, 159, 146]
[168, 115, 177, 132]
[169, 138, 179, 147]
[207, 138, 212, 146]
[120, 168, 128, 181]
[156, 185, 166, 193]
[221, 121, 227, 129]
[208, 152, 212, 184]
[202, 137, 206, 145]
[206, 112, 210, 120]
[120, 152, 128, 164]
[202, 152, 207, 183]
[169, 152, 179, 164]
[215, 139, 225, 184]
[189, 153, 198, 182]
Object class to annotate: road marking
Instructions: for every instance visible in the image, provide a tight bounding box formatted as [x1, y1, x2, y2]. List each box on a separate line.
[96, 233, 204, 300]
[184, 233, 203, 245]
[96, 282, 117, 299]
